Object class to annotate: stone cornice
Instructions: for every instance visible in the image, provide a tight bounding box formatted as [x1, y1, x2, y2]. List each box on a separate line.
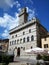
[9, 19, 36, 34]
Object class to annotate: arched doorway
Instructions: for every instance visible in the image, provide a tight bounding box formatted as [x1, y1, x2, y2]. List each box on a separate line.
[17, 47, 20, 56]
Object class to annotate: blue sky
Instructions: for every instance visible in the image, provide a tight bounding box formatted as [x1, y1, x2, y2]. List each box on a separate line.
[0, 0, 49, 39]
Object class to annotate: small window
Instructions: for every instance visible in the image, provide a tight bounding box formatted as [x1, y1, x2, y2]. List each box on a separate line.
[31, 35, 34, 41]
[29, 29, 31, 33]
[44, 44, 48, 48]
[20, 39, 22, 43]
[27, 36, 29, 42]
[15, 35, 17, 37]
[12, 36, 14, 38]
[17, 39, 19, 44]
[23, 32, 25, 35]
[23, 38, 25, 43]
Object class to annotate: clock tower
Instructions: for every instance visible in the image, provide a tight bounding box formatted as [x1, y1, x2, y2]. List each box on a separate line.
[19, 8, 28, 25]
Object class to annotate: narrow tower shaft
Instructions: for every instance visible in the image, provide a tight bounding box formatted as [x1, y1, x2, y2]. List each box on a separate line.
[19, 8, 28, 25]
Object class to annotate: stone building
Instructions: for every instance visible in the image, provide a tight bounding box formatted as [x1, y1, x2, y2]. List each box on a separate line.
[8, 8, 48, 59]
[0, 39, 9, 52]
[41, 33, 49, 51]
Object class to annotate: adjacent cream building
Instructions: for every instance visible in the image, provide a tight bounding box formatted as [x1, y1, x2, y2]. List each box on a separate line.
[41, 33, 49, 51]
[8, 8, 48, 59]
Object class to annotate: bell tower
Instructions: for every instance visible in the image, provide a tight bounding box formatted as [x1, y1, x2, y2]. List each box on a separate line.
[19, 8, 28, 25]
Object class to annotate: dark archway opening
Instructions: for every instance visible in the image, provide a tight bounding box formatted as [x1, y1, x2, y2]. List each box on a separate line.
[17, 47, 20, 56]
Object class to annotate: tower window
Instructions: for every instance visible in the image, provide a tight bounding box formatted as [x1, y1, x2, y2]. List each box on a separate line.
[31, 35, 34, 41]
[27, 36, 29, 42]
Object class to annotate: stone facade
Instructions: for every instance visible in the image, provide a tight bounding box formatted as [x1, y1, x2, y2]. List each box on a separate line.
[8, 8, 48, 59]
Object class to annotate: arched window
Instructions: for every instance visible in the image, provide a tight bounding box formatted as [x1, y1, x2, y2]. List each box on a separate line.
[17, 39, 19, 44]
[31, 35, 34, 41]
[15, 40, 16, 44]
[10, 41, 11, 46]
[27, 36, 29, 42]
[20, 39, 22, 43]
[12, 41, 14, 45]
[23, 32, 25, 35]
[23, 38, 25, 43]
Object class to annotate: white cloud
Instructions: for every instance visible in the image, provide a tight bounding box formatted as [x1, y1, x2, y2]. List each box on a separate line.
[0, 12, 19, 38]
[16, 1, 21, 8]
[11, 1, 21, 12]
[0, 0, 21, 11]
[23, 0, 33, 5]
[2, 29, 9, 38]
[18, 8, 21, 12]
[5, 0, 14, 7]
[10, 1, 21, 8]
[0, 0, 14, 10]
[0, 13, 19, 29]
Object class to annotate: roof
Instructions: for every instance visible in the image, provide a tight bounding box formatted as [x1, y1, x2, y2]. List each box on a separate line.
[41, 33, 49, 38]
[0, 39, 9, 43]
[47, 32, 49, 35]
